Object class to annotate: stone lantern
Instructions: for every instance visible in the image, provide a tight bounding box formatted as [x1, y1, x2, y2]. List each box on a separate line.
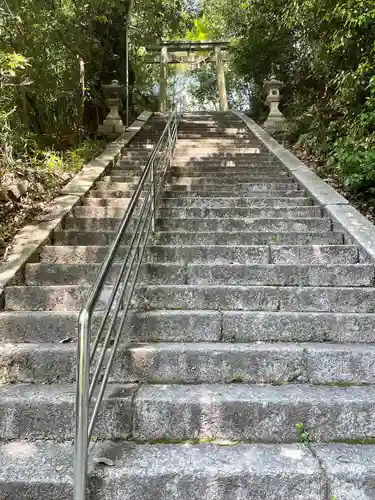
[98, 79, 126, 139]
[263, 76, 286, 133]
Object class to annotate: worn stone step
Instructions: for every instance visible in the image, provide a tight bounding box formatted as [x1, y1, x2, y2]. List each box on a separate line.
[53, 230, 134, 246]
[80, 195, 314, 208]
[40, 243, 357, 266]
[25, 263, 373, 287]
[156, 217, 331, 233]
[39, 244, 271, 265]
[88, 189, 145, 198]
[177, 130, 253, 135]
[155, 189, 305, 198]
[39, 245, 130, 263]
[133, 383, 375, 443]
[174, 147, 262, 154]
[223, 311, 375, 343]
[72, 205, 133, 218]
[4, 341, 375, 385]
[40, 245, 358, 265]
[4, 285, 113, 311]
[159, 206, 322, 219]
[170, 165, 287, 176]
[0, 383, 134, 440]
[171, 174, 293, 183]
[53, 229, 343, 247]
[137, 285, 375, 313]
[82, 197, 132, 207]
[0, 441, 326, 500]
[177, 136, 253, 141]
[168, 182, 298, 193]
[0, 311, 92, 343]
[108, 167, 145, 176]
[94, 181, 298, 192]
[0, 310, 221, 343]
[102, 175, 142, 183]
[172, 158, 281, 166]
[172, 154, 275, 161]
[95, 181, 142, 191]
[153, 231, 344, 246]
[64, 216, 331, 232]
[118, 159, 148, 166]
[161, 196, 313, 207]
[2, 309, 375, 344]
[72, 205, 322, 220]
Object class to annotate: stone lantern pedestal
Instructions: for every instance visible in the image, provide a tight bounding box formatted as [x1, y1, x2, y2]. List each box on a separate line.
[98, 80, 126, 139]
[263, 76, 286, 133]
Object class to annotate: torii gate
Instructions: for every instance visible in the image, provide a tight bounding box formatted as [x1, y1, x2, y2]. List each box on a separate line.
[145, 40, 230, 113]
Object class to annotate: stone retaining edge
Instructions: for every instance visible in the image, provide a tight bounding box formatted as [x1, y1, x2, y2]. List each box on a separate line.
[235, 111, 375, 261]
[0, 111, 153, 296]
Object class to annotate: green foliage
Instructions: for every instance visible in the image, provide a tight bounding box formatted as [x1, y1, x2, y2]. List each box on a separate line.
[201, 0, 375, 201]
[295, 422, 310, 443]
[0, 0, 189, 163]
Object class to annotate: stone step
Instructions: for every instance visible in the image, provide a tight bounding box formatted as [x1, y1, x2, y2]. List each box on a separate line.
[94, 181, 299, 192]
[167, 182, 298, 192]
[25, 263, 373, 287]
[53, 230, 134, 246]
[82, 197, 132, 207]
[81, 195, 313, 208]
[10, 282, 375, 312]
[4, 285, 112, 311]
[102, 175, 142, 183]
[39, 245, 130, 263]
[170, 165, 287, 175]
[170, 176, 294, 185]
[178, 134, 252, 139]
[0, 441, 329, 500]
[156, 217, 331, 232]
[109, 167, 145, 175]
[133, 384, 375, 443]
[53, 229, 344, 247]
[64, 216, 331, 232]
[160, 196, 313, 207]
[2, 309, 375, 344]
[95, 181, 142, 190]
[73, 206, 322, 219]
[154, 231, 343, 245]
[37, 244, 358, 266]
[137, 285, 375, 313]
[88, 189, 145, 198]
[174, 152, 273, 158]
[164, 188, 304, 197]
[0, 383, 134, 440]
[104, 174, 291, 184]
[173, 153, 273, 159]
[118, 159, 148, 166]
[171, 158, 281, 166]
[2, 380, 375, 443]
[3, 341, 375, 385]
[159, 206, 322, 219]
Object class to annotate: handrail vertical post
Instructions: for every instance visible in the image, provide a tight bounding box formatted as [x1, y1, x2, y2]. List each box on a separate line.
[150, 158, 156, 232]
[74, 311, 91, 500]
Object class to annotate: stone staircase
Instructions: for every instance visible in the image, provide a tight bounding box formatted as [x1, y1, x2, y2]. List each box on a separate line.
[1, 111, 375, 499]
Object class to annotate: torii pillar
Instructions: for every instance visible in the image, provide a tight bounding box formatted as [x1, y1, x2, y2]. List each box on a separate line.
[214, 46, 228, 111]
[159, 46, 168, 113]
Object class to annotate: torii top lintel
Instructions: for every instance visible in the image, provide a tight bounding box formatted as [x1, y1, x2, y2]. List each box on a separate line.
[148, 40, 230, 52]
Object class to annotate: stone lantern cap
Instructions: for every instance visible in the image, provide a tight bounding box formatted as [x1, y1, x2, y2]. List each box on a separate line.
[102, 79, 124, 97]
[263, 76, 283, 94]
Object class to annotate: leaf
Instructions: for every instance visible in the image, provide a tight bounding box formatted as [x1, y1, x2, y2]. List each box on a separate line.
[93, 457, 115, 466]
[59, 337, 72, 344]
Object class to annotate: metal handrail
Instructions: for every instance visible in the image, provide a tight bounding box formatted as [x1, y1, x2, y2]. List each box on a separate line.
[73, 105, 183, 500]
